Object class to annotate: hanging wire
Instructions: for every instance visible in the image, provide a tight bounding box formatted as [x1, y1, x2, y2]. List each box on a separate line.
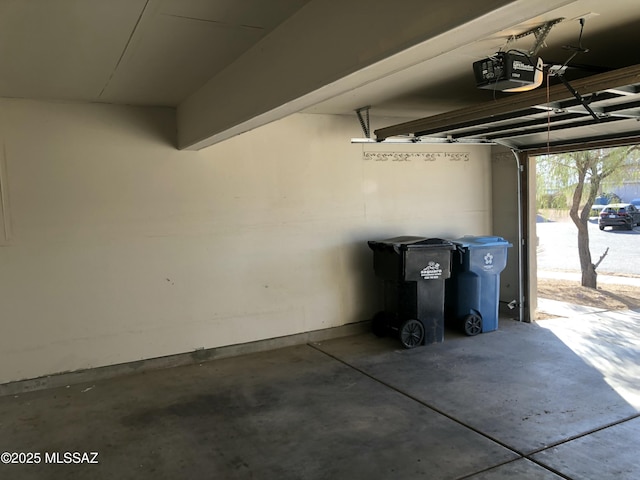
[557, 18, 590, 74]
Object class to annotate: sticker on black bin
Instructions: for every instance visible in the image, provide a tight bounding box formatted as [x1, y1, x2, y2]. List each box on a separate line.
[420, 261, 443, 279]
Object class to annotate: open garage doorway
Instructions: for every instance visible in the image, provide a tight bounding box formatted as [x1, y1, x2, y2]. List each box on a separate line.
[532, 146, 640, 320]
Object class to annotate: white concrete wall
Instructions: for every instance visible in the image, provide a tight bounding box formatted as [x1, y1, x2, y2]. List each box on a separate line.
[0, 99, 492, 384]
[607, 181, 640, 203]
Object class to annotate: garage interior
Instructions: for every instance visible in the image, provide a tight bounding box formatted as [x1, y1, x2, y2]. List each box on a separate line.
[1, 1, 640, 478]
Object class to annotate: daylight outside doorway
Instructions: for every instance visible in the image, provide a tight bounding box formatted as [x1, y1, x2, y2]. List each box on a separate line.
[533, 147, 640, 319]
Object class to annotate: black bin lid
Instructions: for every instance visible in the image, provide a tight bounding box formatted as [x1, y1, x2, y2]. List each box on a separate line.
[368, 236, 454, 252]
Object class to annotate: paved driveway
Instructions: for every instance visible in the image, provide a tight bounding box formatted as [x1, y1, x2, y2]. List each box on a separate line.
[536, 219, 640, 276]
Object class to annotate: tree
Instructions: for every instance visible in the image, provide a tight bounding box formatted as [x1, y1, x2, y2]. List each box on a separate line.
[536, 146, 640, 288]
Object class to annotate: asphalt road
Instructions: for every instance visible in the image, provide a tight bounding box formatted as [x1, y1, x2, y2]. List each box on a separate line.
[536, 219, 640, 276]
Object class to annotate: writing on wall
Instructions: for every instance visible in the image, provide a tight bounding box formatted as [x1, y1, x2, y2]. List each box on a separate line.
[363, 151, 470, 162]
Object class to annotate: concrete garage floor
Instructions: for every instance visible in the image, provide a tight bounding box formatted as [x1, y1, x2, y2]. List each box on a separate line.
[1, 313, 639, 479]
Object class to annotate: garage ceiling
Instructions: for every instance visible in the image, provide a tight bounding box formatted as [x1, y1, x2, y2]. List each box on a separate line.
[2, 0, 640, 149]
[0, 0, 310, 106]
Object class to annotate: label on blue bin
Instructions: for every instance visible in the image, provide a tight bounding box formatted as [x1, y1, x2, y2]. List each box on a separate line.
[420, 261, 443, 279]
[483, 252, 494, 270]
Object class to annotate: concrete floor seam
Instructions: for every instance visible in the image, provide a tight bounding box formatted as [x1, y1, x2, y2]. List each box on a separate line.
[520, 456, 576, 480]
[524, 411, 640, 456]
[453, 457, 573, 480]
[307, 342, 526, 456]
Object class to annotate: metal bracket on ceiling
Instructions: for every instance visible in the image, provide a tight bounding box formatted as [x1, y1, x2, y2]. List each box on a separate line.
[355, 106, 371, 138]
[511, 18, 564, 55]
[556, 75, 601, 121]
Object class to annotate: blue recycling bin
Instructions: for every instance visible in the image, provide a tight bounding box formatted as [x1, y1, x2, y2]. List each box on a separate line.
[446, 236, 512, 336]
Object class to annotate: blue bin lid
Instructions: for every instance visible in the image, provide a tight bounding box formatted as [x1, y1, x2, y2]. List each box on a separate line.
[452, 235, 513, 248]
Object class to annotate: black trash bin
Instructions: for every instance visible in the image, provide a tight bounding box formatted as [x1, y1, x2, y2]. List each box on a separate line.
[368, 236, 455, 348]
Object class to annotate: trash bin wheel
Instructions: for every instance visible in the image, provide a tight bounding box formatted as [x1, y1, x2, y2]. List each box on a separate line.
[399, 319, 425, 349]
[463, 314, 482, 336]
[372, 311, 393, 337]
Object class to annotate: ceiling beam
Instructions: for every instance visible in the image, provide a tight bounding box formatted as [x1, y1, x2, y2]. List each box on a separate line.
[413, 108, 541, 137]
[177, 0, 572, 150]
